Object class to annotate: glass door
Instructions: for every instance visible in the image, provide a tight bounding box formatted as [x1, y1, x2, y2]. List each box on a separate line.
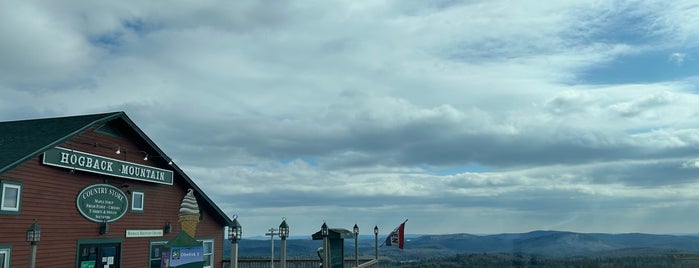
[150, 241, 166, 268]
[78, 243, 121, 268]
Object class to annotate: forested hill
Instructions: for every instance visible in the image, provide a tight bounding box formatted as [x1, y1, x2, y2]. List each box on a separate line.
[407, 231, 699, 257]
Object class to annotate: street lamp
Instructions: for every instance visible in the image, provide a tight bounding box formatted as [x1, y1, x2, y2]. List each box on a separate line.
[229, 215, 242, 268]
[321, 222, 329, 268]
[26, 219, 41, 268]
[353, 224, 359, 267]
[373, 225, 379, 261]
[279, 218, 289, 268]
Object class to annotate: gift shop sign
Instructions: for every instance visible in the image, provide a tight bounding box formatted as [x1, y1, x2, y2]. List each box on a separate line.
[77, 184, 128, 222]
[43, 147, 174, 185]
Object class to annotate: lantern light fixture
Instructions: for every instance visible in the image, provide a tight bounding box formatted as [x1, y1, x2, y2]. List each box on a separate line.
[26, 219, 41, 244]
[279, 218, 289, 239]
[321, 221, 329, 236]
[229, 215, 242, 242]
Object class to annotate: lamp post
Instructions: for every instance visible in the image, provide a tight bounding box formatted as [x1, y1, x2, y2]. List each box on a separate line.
[373, 225, 379, 261]
[321, 222, 329, 268]
[26, 219, 41, 268]
[229, 216, 242, 268]
[279, 218, 289, 268]
[353, 224, 359, 267]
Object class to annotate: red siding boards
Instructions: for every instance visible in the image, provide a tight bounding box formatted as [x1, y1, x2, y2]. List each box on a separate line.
[1, 126, 227, 267]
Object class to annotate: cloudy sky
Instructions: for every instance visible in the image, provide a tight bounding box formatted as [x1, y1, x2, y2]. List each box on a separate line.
[2, 0, 699, 236]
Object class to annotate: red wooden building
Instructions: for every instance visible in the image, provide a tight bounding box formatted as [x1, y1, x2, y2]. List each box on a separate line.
[0, 112, 233, 268]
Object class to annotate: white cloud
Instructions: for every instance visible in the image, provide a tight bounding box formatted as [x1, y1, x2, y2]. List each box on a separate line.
[2, 0, 699, 235]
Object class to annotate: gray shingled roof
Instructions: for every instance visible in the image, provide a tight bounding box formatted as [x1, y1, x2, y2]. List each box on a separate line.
[0, 112, 122, 173]
[0, 111, 233, 226]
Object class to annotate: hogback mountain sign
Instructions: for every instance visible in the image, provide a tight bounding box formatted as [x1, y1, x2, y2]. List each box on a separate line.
[77, 184, 128, 222]
[43, 147, 174, 185]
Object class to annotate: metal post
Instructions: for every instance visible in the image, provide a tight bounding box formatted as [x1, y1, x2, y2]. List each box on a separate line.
[323, 235, 329, 268]
[231, 239, 239, 268]
[29, 243, 37, 268]
[354, 235, 359, 267]
[280, 236, 287, 268]
[353, 224, 359, 268]
[265, 228, 278, 268]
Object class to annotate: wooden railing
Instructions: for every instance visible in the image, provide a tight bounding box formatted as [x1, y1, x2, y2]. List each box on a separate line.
[222, 258, 377, 268]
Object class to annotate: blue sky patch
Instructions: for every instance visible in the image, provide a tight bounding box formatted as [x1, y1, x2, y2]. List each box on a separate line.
[578, 48, 697, 85]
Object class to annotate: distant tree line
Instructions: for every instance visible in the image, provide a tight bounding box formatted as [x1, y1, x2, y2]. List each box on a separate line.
[381, 253, 684, 268]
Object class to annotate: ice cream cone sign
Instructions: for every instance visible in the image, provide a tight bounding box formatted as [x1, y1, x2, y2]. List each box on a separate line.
[178, 189, 201, 237]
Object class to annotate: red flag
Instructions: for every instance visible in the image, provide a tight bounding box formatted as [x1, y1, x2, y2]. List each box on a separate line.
[384, 219, 408, 249]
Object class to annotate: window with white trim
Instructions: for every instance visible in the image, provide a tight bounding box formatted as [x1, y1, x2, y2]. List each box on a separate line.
[198, 239, 214, 268]
[0, 246, 10, 268]
[131, 190, 144, 212]
[0, 180, 22, 214]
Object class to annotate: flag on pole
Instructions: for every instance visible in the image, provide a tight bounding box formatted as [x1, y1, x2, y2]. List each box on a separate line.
[384, 219, 408, 249]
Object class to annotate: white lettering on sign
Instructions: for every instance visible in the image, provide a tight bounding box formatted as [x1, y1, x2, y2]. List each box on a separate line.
[44, 147, 174, 185]
[60, 152, 114, 172]
[120, 164, 166, 182]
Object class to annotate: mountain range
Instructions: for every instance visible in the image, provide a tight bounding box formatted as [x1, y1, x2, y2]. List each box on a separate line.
[224, 230, 699, 260]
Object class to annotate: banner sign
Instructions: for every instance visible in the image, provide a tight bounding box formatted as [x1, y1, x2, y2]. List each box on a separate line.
[163, 246, 204, 267]
[76, 184, 128, 222]
[43, 147, 173, 185]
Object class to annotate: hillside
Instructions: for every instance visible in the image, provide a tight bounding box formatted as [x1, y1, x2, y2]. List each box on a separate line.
[224, 230, 699, 261]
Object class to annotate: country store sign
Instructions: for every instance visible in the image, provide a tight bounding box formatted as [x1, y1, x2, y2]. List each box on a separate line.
[77, 184, 128, 222]
[43, 147, 173, 185]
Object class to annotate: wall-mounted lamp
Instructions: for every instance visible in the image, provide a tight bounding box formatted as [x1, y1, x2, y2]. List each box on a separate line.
[115, 145, 121, 155]
[120, 183, 131, 195]
[99, 221, 109, 235]
[143, 152, 149, 161]
[168, 159, 173, 165]
[164, 221, 172, 234]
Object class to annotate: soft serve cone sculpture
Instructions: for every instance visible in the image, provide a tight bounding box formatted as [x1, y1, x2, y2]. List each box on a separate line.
[178, 188, 200, 237]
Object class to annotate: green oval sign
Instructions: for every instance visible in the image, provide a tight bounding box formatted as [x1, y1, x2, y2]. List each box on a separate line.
[76, 184, 128, 222]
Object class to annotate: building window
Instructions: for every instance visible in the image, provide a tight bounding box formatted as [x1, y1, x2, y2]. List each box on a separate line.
[0, 180, 22, 214]
[0, 246, 11, 268]
[198, 239, 214, 268]
[131, 190, 144, 213]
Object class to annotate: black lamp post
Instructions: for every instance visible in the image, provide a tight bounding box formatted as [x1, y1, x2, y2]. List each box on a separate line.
[279, 218, 289, 268]
[373, 225, 379, 261]
[353, 224, 359, 267]
[229, 216, 242, 268]
[321, 222, 329, 268]
[26, 219, 41, 268]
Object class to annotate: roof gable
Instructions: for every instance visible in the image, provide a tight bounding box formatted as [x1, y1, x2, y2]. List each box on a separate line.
[0, 112, 123, 173]
[0, 112, 233, 226]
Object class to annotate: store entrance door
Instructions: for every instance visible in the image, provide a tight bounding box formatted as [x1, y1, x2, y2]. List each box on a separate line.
[78, 242, 121, 268]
